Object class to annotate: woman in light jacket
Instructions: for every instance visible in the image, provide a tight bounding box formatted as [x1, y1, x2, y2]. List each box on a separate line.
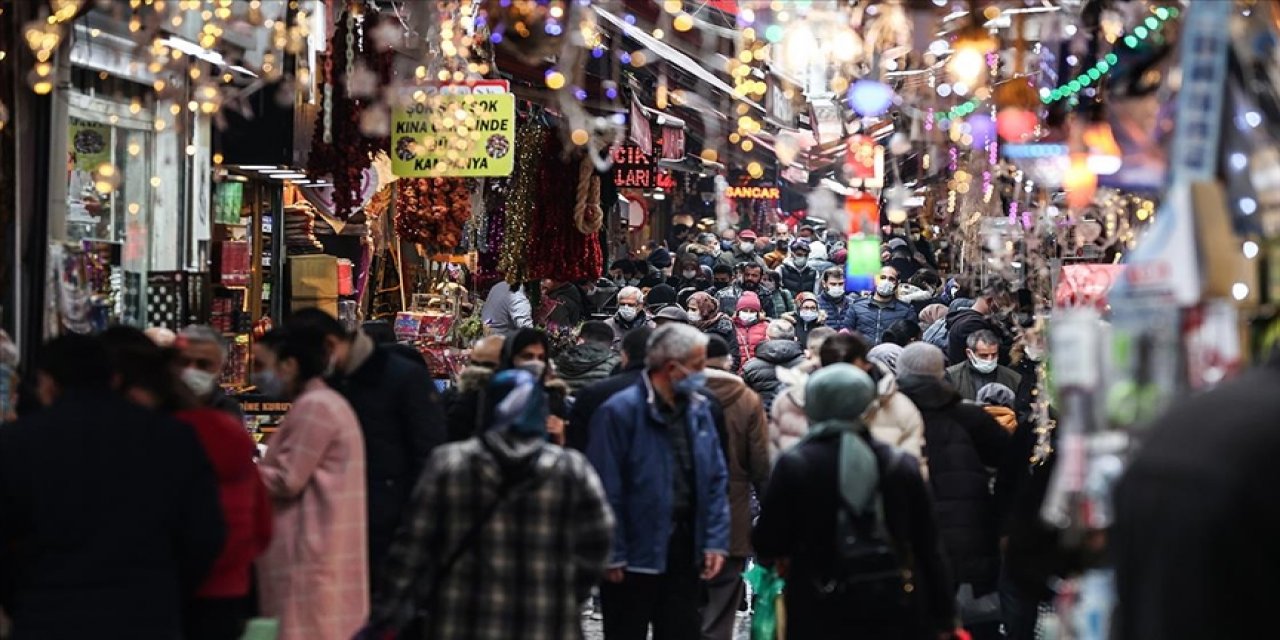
[254, 329, 368, 640]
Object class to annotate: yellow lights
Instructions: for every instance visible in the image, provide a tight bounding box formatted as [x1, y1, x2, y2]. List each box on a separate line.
[1084, 120, 1122, 176]
[150, 176, 162, 188]
[948, 23, 997, 87]
[545, 70, 566, 90]
[127, 142, 141, 156]
[747, 162, 764, 179]
[1063, 153, 1098, 209]
[700, 149, 719, 163]
[663, 0, 682, 13]
[31, 79, 53, 95]
[631, 51, 648, 67]
[186, 144, 197, 156]
[212, 153, 224, 165]
[673, 13, 694, 32]
[729, 133, 741, 144]
[652, 29, 665, 40]
[571, 129, 590, 146]
[741, 139, 755, 152]
[127, 202, 141, 215]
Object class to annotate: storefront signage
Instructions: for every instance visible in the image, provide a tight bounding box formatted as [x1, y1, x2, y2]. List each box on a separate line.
[725, 185, 780, 200]
[613, 144, 668, 189]
[69, 117, 110, 171]
[845, 134, 885, 188]
[391, 90, 516, 178]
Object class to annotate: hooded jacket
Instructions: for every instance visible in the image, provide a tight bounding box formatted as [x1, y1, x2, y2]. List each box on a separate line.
[555, 343, 621, 394]
[897, 374, 1009, 593]
[768, 364, 925, 463]
[733, 317, 770, 368]
[697, 313, 742, 372]
[944, 307, 996, 366]
[703, 369, 771, 557]
[741, 339, 807, 412]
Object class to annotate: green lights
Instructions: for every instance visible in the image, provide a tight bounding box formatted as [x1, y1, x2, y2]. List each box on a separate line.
[1040, 7, 1175, 106]
[933, 98, 982, 123]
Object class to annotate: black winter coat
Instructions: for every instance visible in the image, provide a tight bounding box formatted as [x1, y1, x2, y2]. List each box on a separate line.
[700, 314, 743, 372]
[778, 262, 818, 297]
[555, 343, 620, 394]
[1113, 360, 1280, 640]
[754, 432, 955, 640]
[741, 339, 806, 412]
[328, 345, 447, 586]
[0, 390, 226, 639]
[565, 365, 645, 452]
[897, 374, 1009, 593]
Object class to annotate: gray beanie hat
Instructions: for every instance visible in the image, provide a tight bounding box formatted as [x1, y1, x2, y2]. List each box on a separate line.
[976, 382, 1016, 407]
[897, 343, 946, 379]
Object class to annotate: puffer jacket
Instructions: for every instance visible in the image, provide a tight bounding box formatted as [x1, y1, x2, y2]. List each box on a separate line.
[699, 314, 743, 372]
[815, 292, 855, 330]
[555, 343, 621, 394]
[923, 317, 949, 354]
[703, 370, 771, 557]
[767, 364, 925, 464]
[781, 310, 828, 346]
[897, 374, 1010, 593]
[778, 260, 818, 296]
[847, 296, 918, 344]
[741, 340, 807, 412]
[733, 318, 770, 370]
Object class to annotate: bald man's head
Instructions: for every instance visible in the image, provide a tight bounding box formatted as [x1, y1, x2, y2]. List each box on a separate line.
[470, 335, 506, 369]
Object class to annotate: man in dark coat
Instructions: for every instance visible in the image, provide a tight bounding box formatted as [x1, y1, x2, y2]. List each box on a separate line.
[0, 334, 226, 638]
[741, 321, 807, 412]
[556, 320, 621, 394]
[777, 238, 818, 296]
[566, 327, 652, 452]
[895, 343, 1009, 638]
[945, 286, 1010, 365]
[1113, 355, 1280, 640]
[287, 309, 447, 588]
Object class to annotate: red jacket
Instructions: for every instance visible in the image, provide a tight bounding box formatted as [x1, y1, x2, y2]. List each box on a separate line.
[176, 408, 272, 598]
[733, 319, 769, 372]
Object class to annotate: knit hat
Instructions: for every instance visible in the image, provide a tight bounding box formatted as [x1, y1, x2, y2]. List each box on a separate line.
[648, 247, 673, 269]
[805, 363, 877, 423]
[867, 343, 904, 374]
[654, 306, 690, 324]
[706, 333, 732, 359]
[646, 283, 677, 309]
[897, 343, 946, 379]
[736, 291, 763, 312]
[795, 291, 819, 307]
[790, 238, 811, 253]
[831, 248, 848, 264]
[976, 382, 1016, 407]
[887, 237, 909, 251]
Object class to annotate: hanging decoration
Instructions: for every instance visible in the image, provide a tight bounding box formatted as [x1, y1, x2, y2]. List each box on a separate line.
[308, 9, 396, 219]
[394, 178, 472, 250]
[498, 121, 548, 283]
[574, 156, 605, 235]
[480, 0, 575, 65]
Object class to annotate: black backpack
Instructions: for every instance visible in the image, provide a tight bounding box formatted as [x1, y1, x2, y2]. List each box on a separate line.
[811, 449, 914, 625]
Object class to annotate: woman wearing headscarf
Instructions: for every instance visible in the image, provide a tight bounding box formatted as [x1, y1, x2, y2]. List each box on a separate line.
[920, 303, 951, 352]
[364, 369, 614, 639]
[255, 329, 368, 640]
[754, 364, 956, 640]
[686, 291, 742, 371]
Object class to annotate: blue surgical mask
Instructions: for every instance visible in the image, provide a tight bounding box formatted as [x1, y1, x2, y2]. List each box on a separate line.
[251, 370, 285, 398]
[674, 365, 708, 396]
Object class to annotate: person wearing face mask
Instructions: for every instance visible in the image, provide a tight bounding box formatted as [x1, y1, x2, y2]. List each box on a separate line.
[687, 233, 723, 269]
[255, 328, 369, 640]
[499, 328, 571, 446]
[587, 324, 731, 640]
[717, 229, 766, 270]
[778, 238, 818, 296]
[669, 254, 712, 291]
[783, 291, 828, 345]
[178, 325, 244, 421]
[760, 271, 796, 319]
[686, 291, 742, 373]
[945, 330, 1022, 403]
[606, 286, 657, 347]
[847, 266, 919, 345]
[817, 267, 857, 330]
[445, 335, 506, 442]
[284, 308, 448, 591]
[731, 291, 770, 370]
[362, 368, 614, 640]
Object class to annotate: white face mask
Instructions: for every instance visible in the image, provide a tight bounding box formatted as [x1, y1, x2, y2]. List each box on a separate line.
[517, 360, 547, 379]
[876, 281, 897, 297]
[799, 309, 819, 322]
[739, 241, 755, 254]
[792, 256, 808, 268]
[969, 353, 998, 374]
[617, 305, 639, 321]
[182, 367, 218, 397]
[826, 285, 846, 298]
[1025, 345, 1045, 362]
[682, 269, 698, 279]
[738, 311, 759, 325]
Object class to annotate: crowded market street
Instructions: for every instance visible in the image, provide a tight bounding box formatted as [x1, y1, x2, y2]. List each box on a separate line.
[0, 1, 1277, 639]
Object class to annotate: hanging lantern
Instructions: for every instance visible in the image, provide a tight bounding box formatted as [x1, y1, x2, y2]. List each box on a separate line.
[847, 80, 896, 117]
[1063, 153, 1098, 209]
[947, 19, 997, 88]
[1084, 119, 1122, 175]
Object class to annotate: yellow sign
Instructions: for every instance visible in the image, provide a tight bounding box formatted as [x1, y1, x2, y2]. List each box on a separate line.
[725, 185, 781, 199]
[391, 92, 516, 178]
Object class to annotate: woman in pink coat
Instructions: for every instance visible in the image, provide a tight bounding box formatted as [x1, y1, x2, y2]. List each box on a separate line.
[254, 330, 368, 640]
[732, 291, 770, 372]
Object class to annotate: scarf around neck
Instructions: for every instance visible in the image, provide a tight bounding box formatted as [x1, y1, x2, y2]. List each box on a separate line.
[802, 418, 881, 519]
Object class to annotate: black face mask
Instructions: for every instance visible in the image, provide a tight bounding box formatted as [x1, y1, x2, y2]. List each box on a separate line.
[715, 280, 731, 288]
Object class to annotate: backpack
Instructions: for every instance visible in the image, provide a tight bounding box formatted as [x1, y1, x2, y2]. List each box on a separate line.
[811, 449, 913, 625]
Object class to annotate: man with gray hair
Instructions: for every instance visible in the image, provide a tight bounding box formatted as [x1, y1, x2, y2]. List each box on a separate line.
[742, 320, 805, 412]
[946, 329, 1022, 402]
[587, 323, 731, 640]
[605, 285, 656, 348]
[177, 324, 242, 420]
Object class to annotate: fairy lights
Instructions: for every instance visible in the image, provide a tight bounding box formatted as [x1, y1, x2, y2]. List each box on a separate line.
[1042, 7, 1178, 105]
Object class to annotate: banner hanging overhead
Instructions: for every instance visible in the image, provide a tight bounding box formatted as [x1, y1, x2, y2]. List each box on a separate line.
[391, 90, 516, 178]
